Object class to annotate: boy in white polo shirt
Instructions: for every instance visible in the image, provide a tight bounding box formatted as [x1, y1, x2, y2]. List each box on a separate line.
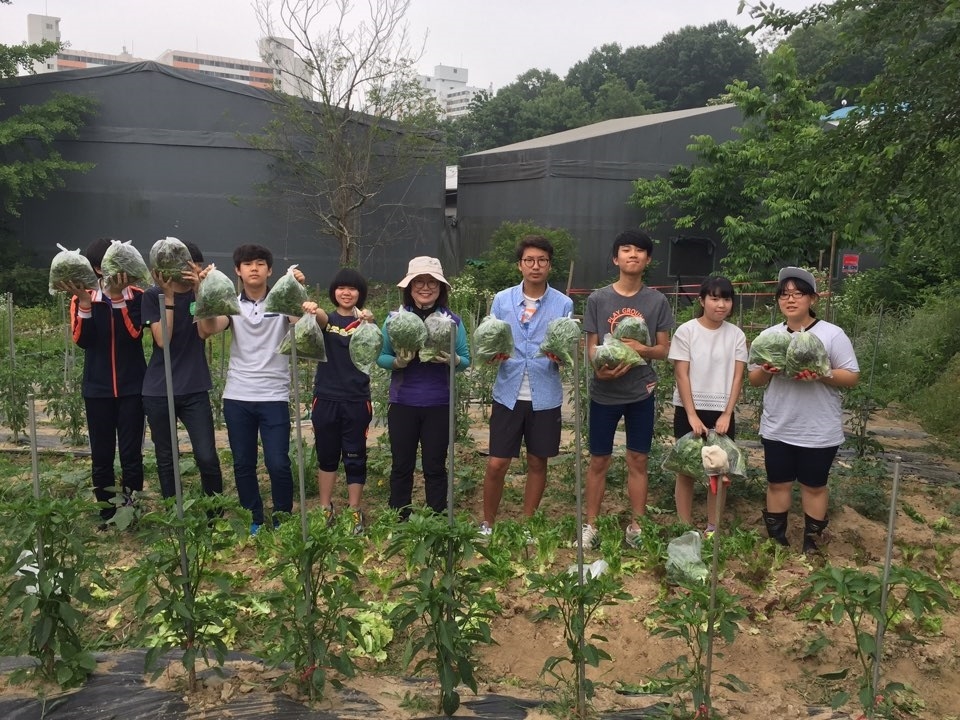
[199, 244, 305, 535]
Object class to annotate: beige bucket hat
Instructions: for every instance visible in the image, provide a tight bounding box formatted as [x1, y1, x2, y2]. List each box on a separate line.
[397, 256, 450, 288]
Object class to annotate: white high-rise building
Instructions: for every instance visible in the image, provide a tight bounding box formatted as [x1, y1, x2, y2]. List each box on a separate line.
[258, 37, 313, 97]
[26, 14, 62, 73]
[418, 64, 483, 119]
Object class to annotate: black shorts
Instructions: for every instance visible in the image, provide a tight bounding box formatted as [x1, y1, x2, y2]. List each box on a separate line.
[673, 406, 736, 440]
[488, 400, 562, 459]
[761, 438, 839, 488]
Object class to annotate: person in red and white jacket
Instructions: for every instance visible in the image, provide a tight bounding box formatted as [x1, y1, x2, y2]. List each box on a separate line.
[56, 238, 146, 527]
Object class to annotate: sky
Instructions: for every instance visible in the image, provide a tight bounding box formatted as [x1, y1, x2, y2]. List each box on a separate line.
[0, 0, 816, 91]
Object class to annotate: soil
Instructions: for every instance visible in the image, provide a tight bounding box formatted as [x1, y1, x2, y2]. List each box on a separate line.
[1, 404, 959, 720]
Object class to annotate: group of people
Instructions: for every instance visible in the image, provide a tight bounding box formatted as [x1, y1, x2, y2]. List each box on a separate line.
[60, 229, 859, 553]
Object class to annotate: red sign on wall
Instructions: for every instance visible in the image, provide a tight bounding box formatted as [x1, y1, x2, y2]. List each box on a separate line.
[842, 253, 859, 274]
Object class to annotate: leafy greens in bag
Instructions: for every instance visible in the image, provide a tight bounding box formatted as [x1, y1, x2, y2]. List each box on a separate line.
[784, 331, 832, 379]
[473, 315, 513, 363]
[101, 240, 149, 283]
[386, 307, 427, 355]
[193, 266, 240, 319]
[419, 310, 456, 363]
[704, 430, 746, 478]
[149, 237, 193, 281]
[538, 316, 580, 366]
[278, 314, 326, 361]
[349, 321, 383, 374]
[613, 315, 650, 345]
[592, 333, 645, 370]
[48, 244, 99, 295]
[661, 431, 708, 482]
[263, 264, 309, 316]
[748, 331, 790, 370]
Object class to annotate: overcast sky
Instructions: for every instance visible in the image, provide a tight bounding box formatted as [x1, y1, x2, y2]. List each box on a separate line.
[1, 0, 816, 90]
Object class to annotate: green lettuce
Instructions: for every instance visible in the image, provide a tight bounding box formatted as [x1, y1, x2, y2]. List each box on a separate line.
[263, 265, 309, 316]
[193, 267, 240, 319]
[277, 314, 326, 361]
[473, 315, 513, 363]
[101, 240, 150, 283]
[419, 310, 456, 363]
[592, 333, 645, 370]
[539, 316, 580, 365]
[149, 237, 192, 281]
[662, 432, 708, 481]
[748, 331, 790, 370]
[349, 321, 383, 374]
[613, 316, 650, 345]
[386, 307, 427, 354]
[784, 331, 832, 378]
[48, 244, 99, 295]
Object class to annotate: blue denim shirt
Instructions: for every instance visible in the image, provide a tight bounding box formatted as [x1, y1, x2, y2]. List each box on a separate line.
[491, 284, 574, 411]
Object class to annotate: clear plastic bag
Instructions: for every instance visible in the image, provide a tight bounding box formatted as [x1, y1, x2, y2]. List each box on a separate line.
[278, 314, 326, 361]
[666, 530, 708, 585]
[349, 321, 383, 374]
[592, 333, 645, 369]
[419, 310, 456, 363]
[101, 240, 149, 283]
[386, 306, 427, 355]
[662, 431, 708, 482]
[539, 316, 580, 366]
[613, 315, 650, 345]
[263, 264, 309, 316]
[48, 244, 99, 295]
[704, 430, 746, 478]
[193, 266, 240, 319]
[473, 315, 513, 363]
[149, 236, 193, 281]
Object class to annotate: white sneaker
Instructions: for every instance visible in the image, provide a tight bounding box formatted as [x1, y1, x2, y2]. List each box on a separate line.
[579, 523, 598, 549]
[477, 521, 493, 540]
[625, 524, 642, 549]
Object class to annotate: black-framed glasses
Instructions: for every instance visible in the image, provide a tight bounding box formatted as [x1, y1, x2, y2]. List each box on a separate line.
[778, 291, 808, 300]
[412, 277, 439, 289]
[521, 257, 550, 268]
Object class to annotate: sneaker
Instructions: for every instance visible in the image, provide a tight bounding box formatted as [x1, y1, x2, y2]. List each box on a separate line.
[477, 521, 493, 540]
[624, 524, 642, 549]
[250, 522, 262, 537]
[704, 524, 717, 539]
[350, 508, 365, 536]
[522, 529, 535, 546]
[322, 504, 335, 525]
[579, 523, 598, 549]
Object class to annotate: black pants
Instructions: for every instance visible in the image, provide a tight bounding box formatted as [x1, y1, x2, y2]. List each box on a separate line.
[85, 395, 145, 520]
[387, 403, 450, 516]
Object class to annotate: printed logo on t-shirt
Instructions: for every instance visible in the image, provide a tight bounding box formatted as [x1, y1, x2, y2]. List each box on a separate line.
[607, 308, 645, 334]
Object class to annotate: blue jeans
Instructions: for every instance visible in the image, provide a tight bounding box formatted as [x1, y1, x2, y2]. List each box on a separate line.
[223, 399, 293, 524]
[143, 392, 223, 499]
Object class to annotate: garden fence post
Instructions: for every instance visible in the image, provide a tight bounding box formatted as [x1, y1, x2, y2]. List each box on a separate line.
[28, 393, 43, 568]
[446, 325, 456, 524]
[289, 325, 309, 543]
[872, 455, 902, 705]
[574, 330, 587, 718]
[7, 293, 17, 443]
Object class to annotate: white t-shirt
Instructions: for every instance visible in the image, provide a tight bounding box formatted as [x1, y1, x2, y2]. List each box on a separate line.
[669, 319, 748, 411]
[222, 294, 291, 403]
[752, 320, 859, 448]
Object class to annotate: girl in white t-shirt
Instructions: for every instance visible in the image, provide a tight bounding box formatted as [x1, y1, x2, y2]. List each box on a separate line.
[669, 277, 748, 534]
[748, 267, 860, 553]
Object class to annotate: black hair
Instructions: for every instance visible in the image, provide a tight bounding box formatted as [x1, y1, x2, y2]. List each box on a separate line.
[775, 277, 818, 318]
[611, 229, 653, 257]
[232, 244, 273, 269]
[694, 276, 736, 317]
[83, 238, 115, 274]
[183, 241, 203, 264]
[402, 281, 449, 309]
[515, 234, 554, 262]
[328, 268, 368, 308]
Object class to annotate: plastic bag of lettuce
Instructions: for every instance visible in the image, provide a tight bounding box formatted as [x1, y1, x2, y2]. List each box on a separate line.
[419, 310, 456, 363]
[48, 244, 99, 295]
[101, 240, 150, 284]
[349, 321, 383, 374]
[538, 316, 580, 365]
[613, 315, 649, 345]
[264, 264, 309, 316]
[473, 315, 513, 364]
[278, 314, 326, 361]
[662, 431, 708, 481]
[592, 333, 645, 370]
[385, 307, 427, 356]
[194, 267, 240, 319]
[748, 331, 791, 371]
[784, 331, 832, 379]
[149, 236, 193, 281]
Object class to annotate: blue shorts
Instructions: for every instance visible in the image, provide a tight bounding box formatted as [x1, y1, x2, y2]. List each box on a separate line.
[589, 395, 655, 456]
[761, 438, 839, 489]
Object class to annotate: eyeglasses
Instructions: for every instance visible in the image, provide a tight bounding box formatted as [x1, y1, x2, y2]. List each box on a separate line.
[778, 291, 808, 301]
[412, 277, 439, 289]
[521, 257, 551, 268]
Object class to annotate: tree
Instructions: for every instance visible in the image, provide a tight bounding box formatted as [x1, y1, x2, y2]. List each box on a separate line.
[743, 0, 960, 288]
[252, 0, 442, 267]
[631, 21, 763, 110]
[0, 0, 95, 217]
[629, 47, 857, 279]
[0, 0, 96, 304]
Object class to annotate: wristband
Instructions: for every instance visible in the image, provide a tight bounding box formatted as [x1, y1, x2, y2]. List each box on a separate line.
[165, 304, 175, 310]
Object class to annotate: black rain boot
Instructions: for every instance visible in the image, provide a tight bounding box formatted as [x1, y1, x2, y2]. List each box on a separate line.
[803, 514, 829, 554]
[762, 510, 790, 546]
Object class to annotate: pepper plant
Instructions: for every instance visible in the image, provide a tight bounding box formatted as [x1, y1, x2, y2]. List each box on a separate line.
[386, 511, 500, 716]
